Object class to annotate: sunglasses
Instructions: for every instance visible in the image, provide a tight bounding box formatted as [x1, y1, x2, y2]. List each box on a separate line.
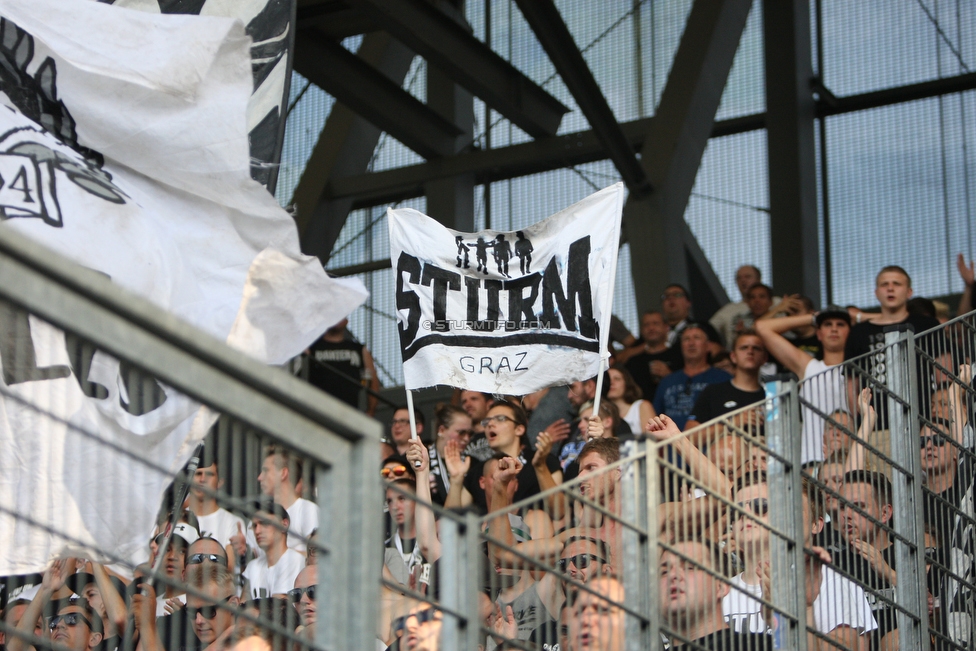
[556, 554, 604, 572]
[734, 498, 769, 519]
[48, 613, 92, 631]
[381, 465, 408, 478]
[188, 596, 233, 620]
[481, 414, 514, 428]
[187, 553, 227, 566]
[287, 585, 317, 603]
[920, 435, 950, 449]
[407, 609, 441, 625]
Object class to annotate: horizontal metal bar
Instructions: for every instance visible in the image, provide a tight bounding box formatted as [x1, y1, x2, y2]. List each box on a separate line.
[294, 30, 462, 159]
[0, 226, 382, 457]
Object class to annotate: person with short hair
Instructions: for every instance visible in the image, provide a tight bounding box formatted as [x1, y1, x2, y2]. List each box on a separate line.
[660, 537, 771, 651]
[710, 265, 763, 348]
[732, 284, 775, 336]
[685, 330, 768, 441]
[187, 446, 244, 572]
[305, 317, 380, 416]
[757, 303, 851, 463]
[289, 565, 316, 641]
[235, 445, 317, 561]
[241, 502, 304, 600]
[622, 310, 683, 401]
[153, 521, 199, 616]
[390, 407, 425, 457]
[460, 391, 495, 463]
[8, 561, 105, 651]
[566, 576, 626, 651]
[723, 473, 877, 651]
[836, 471, 897, 651]
[186, 567, 240, 651]
[654, 325, 732, 431]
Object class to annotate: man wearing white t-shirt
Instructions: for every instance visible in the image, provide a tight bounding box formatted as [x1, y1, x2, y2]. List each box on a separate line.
[723, 473, 876, 651]
[187, 454, 244, 571]
[756, 303, 851, 463]
[232, 444, 318, 562]
[241, 502, 304, 600]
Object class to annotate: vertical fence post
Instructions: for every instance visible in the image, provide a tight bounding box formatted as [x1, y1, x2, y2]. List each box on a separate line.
[884, 325, 930, 651]
[438, 512, 483, 650]
[621, 442, 653, 650]
[316, 435, 382, 650]
[764, 375, 808, 651]
[645, 439, 661, 650]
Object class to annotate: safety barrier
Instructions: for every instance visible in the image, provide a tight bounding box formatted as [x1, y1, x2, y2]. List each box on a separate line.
[0, 227, 383, 651]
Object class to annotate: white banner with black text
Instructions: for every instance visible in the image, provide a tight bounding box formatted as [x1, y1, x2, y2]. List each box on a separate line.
[389, 183, 623, 394]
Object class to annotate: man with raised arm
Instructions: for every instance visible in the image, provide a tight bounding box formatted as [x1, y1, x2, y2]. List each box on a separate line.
[756, 303, 851, 463]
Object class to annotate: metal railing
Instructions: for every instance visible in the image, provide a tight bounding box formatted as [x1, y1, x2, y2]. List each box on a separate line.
[0, 227, 383, 651]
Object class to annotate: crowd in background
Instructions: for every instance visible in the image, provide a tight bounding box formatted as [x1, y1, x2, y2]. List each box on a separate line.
[1, 256, 973, 651]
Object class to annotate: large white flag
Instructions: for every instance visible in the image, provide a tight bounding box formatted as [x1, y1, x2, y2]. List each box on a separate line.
[0, 0, 366, 575]
[389, 184, 623, 395]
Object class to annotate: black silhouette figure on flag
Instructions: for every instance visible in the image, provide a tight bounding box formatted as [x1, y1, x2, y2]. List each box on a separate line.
[454, 235, 470, 269]
[472, 236, 493, 274]
[493, 234, 512, 278]
[515, 230, 533, 274]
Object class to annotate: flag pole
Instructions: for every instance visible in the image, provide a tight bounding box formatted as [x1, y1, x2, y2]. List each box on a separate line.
[590, 183, 624, 425]
[592, 355, 608, 416]
[406, 389, 422, 467]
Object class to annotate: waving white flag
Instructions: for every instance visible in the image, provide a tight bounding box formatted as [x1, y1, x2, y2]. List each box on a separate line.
[0, 0, 366, 575]
[389, 183, 623, 395]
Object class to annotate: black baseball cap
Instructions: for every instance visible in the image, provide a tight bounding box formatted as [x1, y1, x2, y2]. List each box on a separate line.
[815, 305, 852, 327]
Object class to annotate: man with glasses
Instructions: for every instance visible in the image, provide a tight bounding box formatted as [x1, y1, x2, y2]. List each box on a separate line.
[186, 569, 239, 651]
[7, 561, 103, 651]
[661, 284, 724, 352]
[289, 566, 317, 640]
[723, 472, 876, 651]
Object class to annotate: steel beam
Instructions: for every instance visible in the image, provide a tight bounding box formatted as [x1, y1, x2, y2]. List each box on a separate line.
[513, 0, 651, 197]
[764, 0, 820, 300]
[624, 0, 752, 314]
[347, 0, 570, 138]
[291, 32, 415, 262]
[294, 31, 461, 160]
[326, 113, 766, 208]
[424, 6, 476, 232]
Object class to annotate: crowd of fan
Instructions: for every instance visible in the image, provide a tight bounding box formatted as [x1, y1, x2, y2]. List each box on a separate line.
[1, 258, 973, 651]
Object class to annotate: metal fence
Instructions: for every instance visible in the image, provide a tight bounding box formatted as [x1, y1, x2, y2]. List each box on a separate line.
[372, 312, 974, 651]
[0, 227, 383, 651]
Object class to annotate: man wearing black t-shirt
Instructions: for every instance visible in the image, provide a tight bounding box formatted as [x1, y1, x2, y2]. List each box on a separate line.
[685, 331, 767, 448]
[660, 538, 771, 651]
[624, 310, 683, 402]
[844, 266, 940, 427]
[836, 471, 897, 651]
[305, 318, 380, 415]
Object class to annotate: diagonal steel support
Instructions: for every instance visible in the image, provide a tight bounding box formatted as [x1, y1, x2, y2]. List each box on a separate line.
[291, 32, 416, 262]
[294, 31, 461, 160]
[513, 0, 652, 197]
[348, 0, 570, 138]
[624, 0, 752, 314]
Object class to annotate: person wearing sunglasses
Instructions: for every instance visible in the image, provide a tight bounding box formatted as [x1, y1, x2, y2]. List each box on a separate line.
[7, 560, 103, 651]
[187, 568, 239, 651]
[723, 472, 877, 651]
[402, 604, 443, 651]
[289, 566, 317, 635]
